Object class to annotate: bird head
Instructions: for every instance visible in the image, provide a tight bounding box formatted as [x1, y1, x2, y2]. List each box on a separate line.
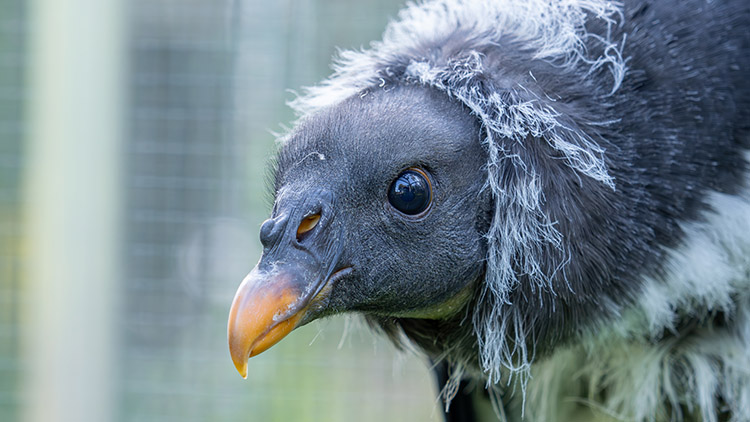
[228, 86, 491, 377]
[227, 1, 626, 382]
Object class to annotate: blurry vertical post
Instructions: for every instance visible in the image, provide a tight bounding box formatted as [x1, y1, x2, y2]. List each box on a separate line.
[22, 0, 126, 421]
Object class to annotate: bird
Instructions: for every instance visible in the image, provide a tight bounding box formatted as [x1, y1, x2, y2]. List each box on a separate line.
[227, 0, 750, 420]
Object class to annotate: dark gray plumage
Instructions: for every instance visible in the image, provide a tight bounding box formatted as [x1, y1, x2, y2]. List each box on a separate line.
[228, 1, 750, 420]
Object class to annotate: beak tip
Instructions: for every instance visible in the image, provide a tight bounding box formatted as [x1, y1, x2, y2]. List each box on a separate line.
[233, 358, 248, 379]
[228, 332, 250, 380]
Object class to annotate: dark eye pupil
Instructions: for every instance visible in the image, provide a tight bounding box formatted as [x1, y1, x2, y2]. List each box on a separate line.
[388, 170, 431, 215]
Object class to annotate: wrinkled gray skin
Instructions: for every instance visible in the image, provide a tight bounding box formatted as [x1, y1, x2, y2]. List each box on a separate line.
[272, 86, 489, 321]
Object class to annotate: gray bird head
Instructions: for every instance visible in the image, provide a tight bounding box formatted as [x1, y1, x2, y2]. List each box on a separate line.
[227, 0, 629, 384]
[228, 85, 491, 376]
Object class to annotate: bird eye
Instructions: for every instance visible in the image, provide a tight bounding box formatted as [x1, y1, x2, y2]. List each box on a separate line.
[387, 168, 432, 215]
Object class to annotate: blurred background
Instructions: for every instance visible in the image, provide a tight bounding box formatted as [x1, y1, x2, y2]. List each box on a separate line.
[0, 0, 442, 420]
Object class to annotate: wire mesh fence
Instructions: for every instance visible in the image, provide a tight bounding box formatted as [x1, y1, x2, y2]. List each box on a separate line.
[0, 1, 26, 420]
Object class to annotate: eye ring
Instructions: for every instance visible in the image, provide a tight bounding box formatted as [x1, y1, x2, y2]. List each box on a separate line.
[387, 167, 433, 217]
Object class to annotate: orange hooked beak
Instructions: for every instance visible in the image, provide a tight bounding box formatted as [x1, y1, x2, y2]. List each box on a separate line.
[227, 269, 302, 378]
[227, 261, 350, 378]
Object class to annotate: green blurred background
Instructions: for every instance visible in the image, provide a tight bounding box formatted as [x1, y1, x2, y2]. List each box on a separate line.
[0, 0, 441, 420]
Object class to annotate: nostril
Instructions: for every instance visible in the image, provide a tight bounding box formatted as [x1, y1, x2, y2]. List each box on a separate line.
[259, 218, 276, 248]
[296, 213, 320, 242]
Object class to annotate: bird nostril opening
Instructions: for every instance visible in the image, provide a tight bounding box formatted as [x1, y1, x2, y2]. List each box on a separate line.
[259, 218, 277, 248]
[296, 213, 320, 242]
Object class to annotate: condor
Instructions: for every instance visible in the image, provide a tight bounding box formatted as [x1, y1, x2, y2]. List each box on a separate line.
[228, 1, 750, 420]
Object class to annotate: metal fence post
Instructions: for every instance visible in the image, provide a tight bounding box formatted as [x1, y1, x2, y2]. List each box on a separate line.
[22, 0, 125, 420]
